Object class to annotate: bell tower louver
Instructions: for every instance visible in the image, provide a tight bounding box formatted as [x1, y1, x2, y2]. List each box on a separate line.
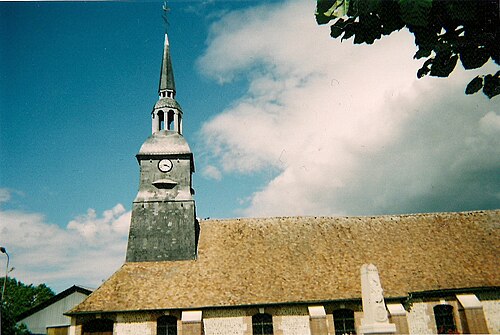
[126, 32, 197, 262]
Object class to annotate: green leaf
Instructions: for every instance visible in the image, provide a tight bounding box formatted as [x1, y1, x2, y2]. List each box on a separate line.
[353, 14, 381, 44]
[445, 0, 477, 22]
[379, 2, 405, 36]
[357, 0, 381, 15]
[341, 25, 356, 41]
[399, 0, 432, 27]
[417, 58, 433, 78]
[460, 46, 489, 70]
[316, 0, 350, 24]
[430, 52, 458, 77]
[414, 47, 431, 59]
[316, 0, 338, 24]
[465, 76, 483, 95]
[331, 25, 344, 38]
[483, 71, 500, 99]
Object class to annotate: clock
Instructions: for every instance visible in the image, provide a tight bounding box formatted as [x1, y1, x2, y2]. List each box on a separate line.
[158, 159, 173, 172]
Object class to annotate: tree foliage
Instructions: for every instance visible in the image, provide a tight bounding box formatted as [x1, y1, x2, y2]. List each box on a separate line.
[316, 0, 500, 98]
[1, 277, 55, 335]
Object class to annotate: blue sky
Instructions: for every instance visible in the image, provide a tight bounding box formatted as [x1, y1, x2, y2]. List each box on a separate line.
[1, 0, 499, 292]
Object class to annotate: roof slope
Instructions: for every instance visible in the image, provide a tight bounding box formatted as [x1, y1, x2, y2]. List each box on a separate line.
[159, 33, 175, 93]
[70, 210, 499, 314]
[18, 285, 92, 321]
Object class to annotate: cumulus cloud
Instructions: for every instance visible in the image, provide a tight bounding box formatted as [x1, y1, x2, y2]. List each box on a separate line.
[197, 0, 500, 216]
[0, 189, 130, 292]
[202, 164, 222, 181]
[67, 204, 130, 239]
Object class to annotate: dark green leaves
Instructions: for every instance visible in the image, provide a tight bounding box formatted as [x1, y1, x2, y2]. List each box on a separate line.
[398, 0, 432, 27]
[465, 72, 500, 98]
[460, 46, 490, 70]
[316, 0, 349, 24]
[466, 76, 484, 95]
[1, 277, 56, 335]
[430, 51, 458, 77]
[316, 0, 500, 98]
[483, 72, 500, 99]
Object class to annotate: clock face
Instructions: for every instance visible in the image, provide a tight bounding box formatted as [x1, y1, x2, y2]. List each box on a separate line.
[158, 159, 173, 172]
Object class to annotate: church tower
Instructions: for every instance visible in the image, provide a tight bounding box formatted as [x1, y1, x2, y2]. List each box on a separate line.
[126, 33, 197, 262]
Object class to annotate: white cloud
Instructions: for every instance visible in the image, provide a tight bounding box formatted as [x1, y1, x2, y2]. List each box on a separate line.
[202, 164, 222, 181]
[67, 203, 130, 239]
[0, 188, 11, 204]
[197, 0, 500, 216]
[0, 197, 130, 292]
[479, 111, 500, 135]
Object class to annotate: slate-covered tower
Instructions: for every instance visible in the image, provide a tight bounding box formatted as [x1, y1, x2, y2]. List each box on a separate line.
[126, 33, 197, 262]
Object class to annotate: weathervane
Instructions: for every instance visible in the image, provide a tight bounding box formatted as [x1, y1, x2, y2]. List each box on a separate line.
[162, 1, 170, 32]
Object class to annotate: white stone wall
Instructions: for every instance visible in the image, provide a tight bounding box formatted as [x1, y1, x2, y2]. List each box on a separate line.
[203, 316, 248, 335]
[482, 300, 500, 334]
[115, 313, 154, 335]
[278, 315, 311, 335]
[407, 302, 434, 334]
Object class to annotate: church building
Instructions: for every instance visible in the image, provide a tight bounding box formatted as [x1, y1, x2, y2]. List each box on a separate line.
[66, 29, 500, 335]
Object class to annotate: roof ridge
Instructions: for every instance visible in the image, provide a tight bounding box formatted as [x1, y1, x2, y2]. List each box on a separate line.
[200, 209, 499, 222]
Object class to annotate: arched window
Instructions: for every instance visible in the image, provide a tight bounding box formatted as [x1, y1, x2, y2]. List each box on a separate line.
[167, 110, 175, 130]
[82, 318, 113, 335]
[333, 309, 356, 335]
[158, 110, 165, 130]
[157, 315, 177, 335]
[434, 305, 456, 334]
[252, 313, 273, 335]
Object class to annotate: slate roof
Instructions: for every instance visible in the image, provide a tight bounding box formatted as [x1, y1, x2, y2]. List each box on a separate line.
[69, 210, 499, 314]
[159, 33, 175, 94]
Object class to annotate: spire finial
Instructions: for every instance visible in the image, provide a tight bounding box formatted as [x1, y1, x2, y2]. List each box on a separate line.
[162, 1, 170, 32]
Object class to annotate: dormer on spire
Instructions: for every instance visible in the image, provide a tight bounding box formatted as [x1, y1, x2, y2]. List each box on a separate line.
[152, 32, 183, 135]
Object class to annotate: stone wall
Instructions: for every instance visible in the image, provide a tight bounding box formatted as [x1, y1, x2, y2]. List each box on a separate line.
[407, 302, 434, 334]
[482, 300, 500, 334]
[114, 313, 155, 335]
[69, 295, 499, 335]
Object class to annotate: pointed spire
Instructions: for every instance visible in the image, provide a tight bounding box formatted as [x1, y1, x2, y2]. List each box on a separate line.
[158, 33, 176, 98]
[152, 31, 183, 135]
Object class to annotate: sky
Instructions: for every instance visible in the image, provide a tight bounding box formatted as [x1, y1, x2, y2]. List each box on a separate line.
[0, 0, 499, 293]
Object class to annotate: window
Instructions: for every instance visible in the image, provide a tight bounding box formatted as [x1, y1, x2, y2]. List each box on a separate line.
[158, 110, 165, 130]
[82, 318, 113, 335]
[252, 313, 274, 335]
[333, 309, 356, 335]
[167, 110, 175, 130]
[434, 305, 457, 334]
[157, 315, 177, 335]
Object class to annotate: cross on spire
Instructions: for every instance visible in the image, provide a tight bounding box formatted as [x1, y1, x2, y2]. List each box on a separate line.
[162, 1, 170, 32]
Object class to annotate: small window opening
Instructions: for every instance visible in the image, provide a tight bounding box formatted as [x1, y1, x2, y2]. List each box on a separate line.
[167, 110, 175, 131]
[252, 313, 273, 335]
[333, 309, 356, 335]
[157, 315, 177, 335]
[434, 305, 457, 334]
[82, 319, 114, 335]
[158, 111, 165, 130]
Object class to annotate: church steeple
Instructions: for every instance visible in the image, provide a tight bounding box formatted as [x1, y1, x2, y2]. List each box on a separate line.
[126, 27, 197, 263]
[151, 32, 183, 135]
